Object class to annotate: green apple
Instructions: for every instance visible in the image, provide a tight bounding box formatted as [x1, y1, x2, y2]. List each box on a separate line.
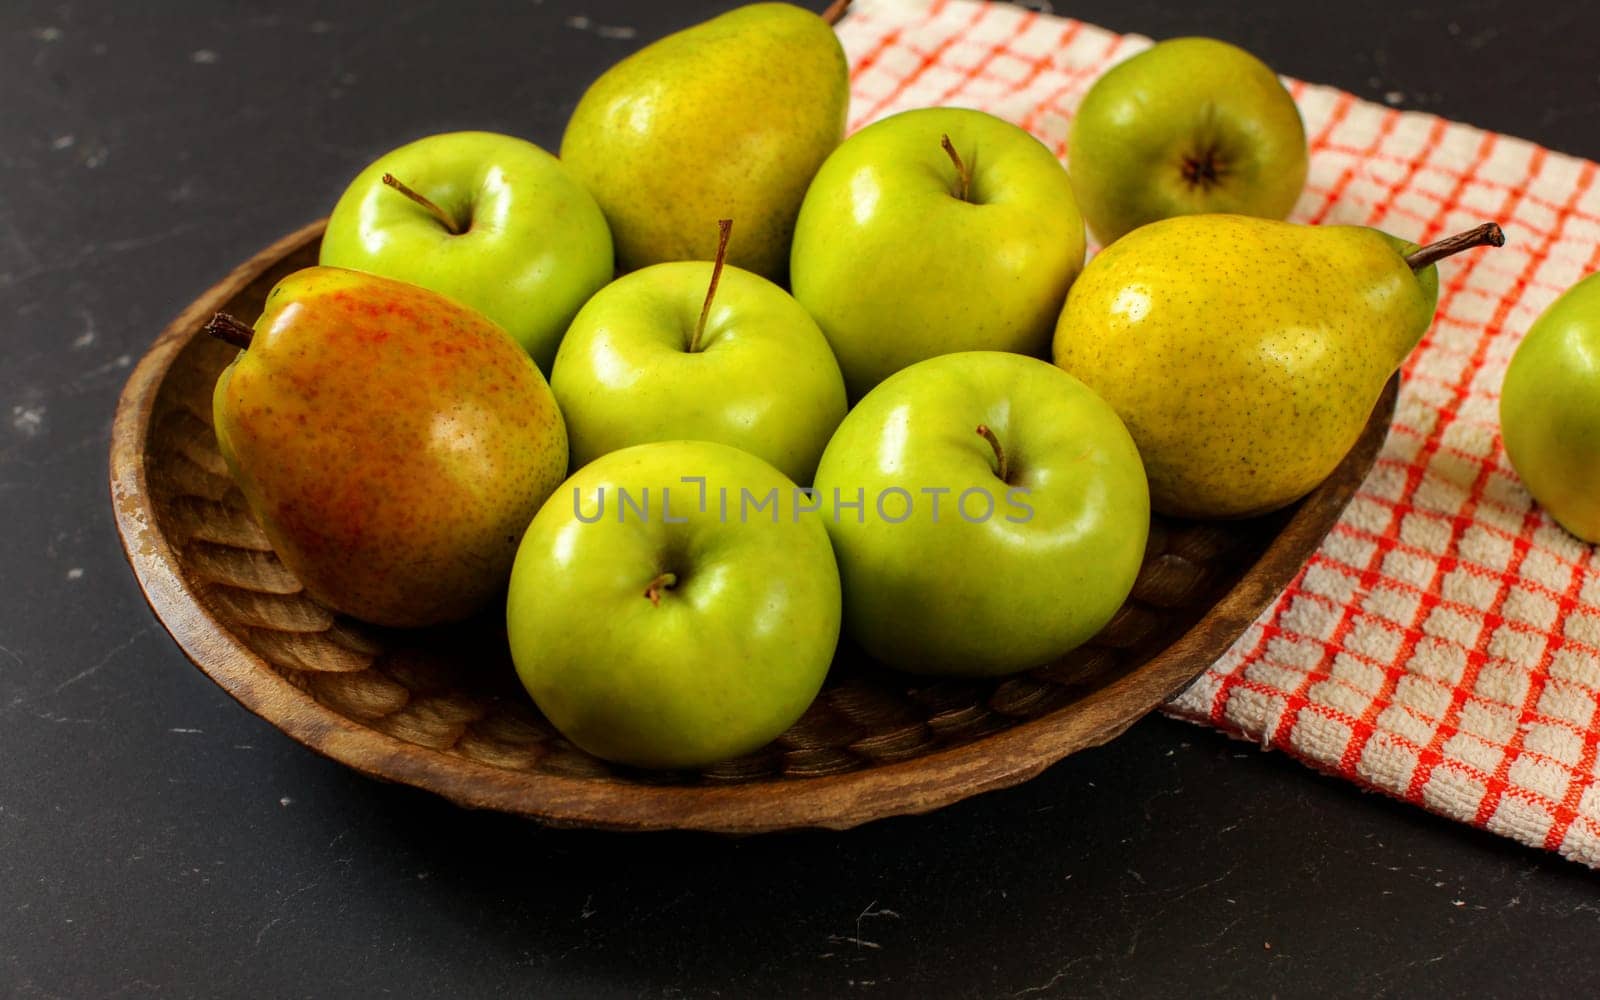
[1069, 37, 1308, 246]
[506, 440, 841, 768]
[1502, 271, 1600, 542]
[812, 351, 1148, 676]
[320, 130, 613, 371]
[550, 221, 847, 485]
[790, 107, 1086, 399]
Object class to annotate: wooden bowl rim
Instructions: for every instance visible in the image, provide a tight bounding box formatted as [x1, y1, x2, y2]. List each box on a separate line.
[110, 220, 1395, 833]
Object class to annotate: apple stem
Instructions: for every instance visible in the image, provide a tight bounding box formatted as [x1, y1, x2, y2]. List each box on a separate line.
[821, 0, 852, 26]
[940, 134, 972, 203]
[1404, 222, 1505, 271]
[205, 312, 253, 350]
[381, 173, 463, 235]
[975, 424, 1008, 483]
[689, 219, 734, 354]
[643, 571, 678, 607]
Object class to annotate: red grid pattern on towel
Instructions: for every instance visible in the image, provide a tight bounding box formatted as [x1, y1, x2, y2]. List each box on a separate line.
[836, 0, 1600, 866]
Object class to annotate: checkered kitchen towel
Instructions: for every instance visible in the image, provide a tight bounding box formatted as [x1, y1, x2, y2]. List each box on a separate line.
[835, 0, 1600, 866]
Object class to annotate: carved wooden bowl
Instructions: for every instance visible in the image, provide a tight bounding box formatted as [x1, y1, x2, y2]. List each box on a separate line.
[110, 221, 1397, 832]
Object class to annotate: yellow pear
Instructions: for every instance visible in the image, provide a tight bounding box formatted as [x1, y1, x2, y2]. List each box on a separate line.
[1053, 214, 1502, 518]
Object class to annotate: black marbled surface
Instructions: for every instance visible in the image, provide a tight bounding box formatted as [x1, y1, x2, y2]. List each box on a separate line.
[3, 1, 1597, 996]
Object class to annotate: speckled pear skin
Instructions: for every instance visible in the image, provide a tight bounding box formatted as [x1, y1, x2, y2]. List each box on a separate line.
[559, 3, 848, 280]
[212, 266, 569, 627]
[1053, 214, 1437, 519]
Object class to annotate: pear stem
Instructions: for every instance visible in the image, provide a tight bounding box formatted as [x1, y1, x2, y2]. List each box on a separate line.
[1404, 222, 1505, 271]
[381, 173, 463, 235]
[689, 219, 734, 354]
[643, 572, 678, 607]
[821, 0, 852, 26]
[205, 312, 253, 350]
[976, 424, 1008, 483]
[941, 134, 971, 203]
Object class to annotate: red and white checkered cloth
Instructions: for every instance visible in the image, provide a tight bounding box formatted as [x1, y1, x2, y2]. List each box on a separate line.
[837, 0, 1600, 866]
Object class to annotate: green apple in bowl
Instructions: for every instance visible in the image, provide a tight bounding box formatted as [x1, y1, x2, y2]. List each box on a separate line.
[551, 221, 847, 485]
[506, 440, 841, 769]
[790, 107, 1086, 399]
[812, 351, 1149, 676]
[1069, 37, 1308, 246]
[320, 130, 614, 372]
[1502, 271, 1600, 542]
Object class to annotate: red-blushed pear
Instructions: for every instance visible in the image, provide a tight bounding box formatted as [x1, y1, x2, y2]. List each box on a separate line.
[209, 267, 568, 628]
[550, 220, 847, 485]
[506, 440, 841, 769]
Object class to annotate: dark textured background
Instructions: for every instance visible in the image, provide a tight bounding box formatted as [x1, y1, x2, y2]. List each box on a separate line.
[4, 1, 1598, 997]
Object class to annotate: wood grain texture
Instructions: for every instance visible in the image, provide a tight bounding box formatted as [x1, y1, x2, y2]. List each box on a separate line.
[109, 222, 1398, 833]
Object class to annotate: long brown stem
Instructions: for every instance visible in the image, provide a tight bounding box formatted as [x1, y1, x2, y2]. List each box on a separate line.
[976, 424, 1008, 482]
[1405, 222, 1504, 271]
[205, 312, 253, 350]
[381, 173, 463, 235]
[821, 0, 851, 26]
[941, 134, 971, 202]
[689, 219, 734, 354]
[643, 572, 678, 606]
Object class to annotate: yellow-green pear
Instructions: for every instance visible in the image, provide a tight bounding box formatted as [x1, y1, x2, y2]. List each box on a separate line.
[1054, 215, 1504, 518]
[560, 3, 848, 280]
